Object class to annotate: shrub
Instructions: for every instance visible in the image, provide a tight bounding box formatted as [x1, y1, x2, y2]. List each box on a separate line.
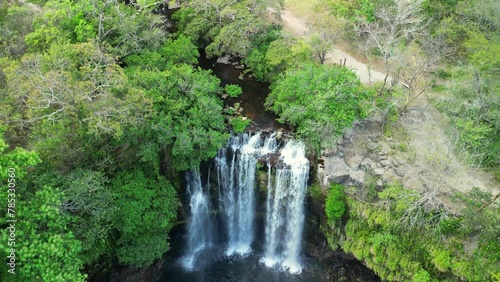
[325, 184, 346, 222]
[230, 117, 251, 133]
[225, 84, 243, 98]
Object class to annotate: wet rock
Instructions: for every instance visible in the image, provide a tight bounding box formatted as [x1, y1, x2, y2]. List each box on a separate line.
[216, 54, 231, 64]
[235, 64, 245, 69]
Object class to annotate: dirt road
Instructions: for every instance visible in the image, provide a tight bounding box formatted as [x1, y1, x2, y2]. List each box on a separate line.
[280, 9, 387, 84]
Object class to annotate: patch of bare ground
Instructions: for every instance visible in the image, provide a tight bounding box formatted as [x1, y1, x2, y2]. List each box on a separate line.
[399, 95, 499, 204]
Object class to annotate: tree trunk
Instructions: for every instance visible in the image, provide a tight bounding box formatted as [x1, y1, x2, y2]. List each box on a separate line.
[477, 193, 500, 212]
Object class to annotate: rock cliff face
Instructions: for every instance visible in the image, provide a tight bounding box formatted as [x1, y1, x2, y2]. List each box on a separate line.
[318, 115, 408, 191]
[318, 110, 498, 213]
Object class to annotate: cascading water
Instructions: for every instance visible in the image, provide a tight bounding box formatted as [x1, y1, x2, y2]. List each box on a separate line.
[184, 132, 309, 274]
[215, 132, 278, 256]
[261, 140, 309, 274]
[181, 170, 213, 270]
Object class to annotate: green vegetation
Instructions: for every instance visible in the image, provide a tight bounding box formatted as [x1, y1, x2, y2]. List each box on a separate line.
[173, 0, 283, 57]
[326, 183, 500, 281]
[325, 184, 346, 222]
[266, 63, 374, 153]
[225, 84, 243, 98]
[230, 117, 251, 133]
[111, 170, 179, 267]
[0, 0, 230, 280]
[1, 0, 498, 280]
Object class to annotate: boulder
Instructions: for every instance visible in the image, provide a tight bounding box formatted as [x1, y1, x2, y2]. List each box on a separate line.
[216, 54, 231, 64]
[349, 170, 366, 186]
[345, 154, 364, 170]
[323, 156, 350, 185]
[380, 159, 391, 167]
[360, 158, 376, 171]
[343, 128, 354, 143]
[394, 168, 405, 177]
[367, 141, 378, 151]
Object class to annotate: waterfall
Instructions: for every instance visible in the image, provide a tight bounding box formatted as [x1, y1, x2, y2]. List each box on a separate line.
[181, 170, 213, 270]
[261, 140, 309, 274]
[216, 132, 276, 256]
[183, 132, 309, 274]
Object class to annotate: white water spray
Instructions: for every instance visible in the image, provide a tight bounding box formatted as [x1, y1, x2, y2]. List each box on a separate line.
[260, 140, 309, 274]
[181, 170, 213, 270]
[216, 133, 278, 256]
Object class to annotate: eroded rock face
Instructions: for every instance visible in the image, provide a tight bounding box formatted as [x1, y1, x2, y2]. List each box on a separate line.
[319, 116, 405, 190]
[323, 156, 350, 185]
[319, 110, 498, 211]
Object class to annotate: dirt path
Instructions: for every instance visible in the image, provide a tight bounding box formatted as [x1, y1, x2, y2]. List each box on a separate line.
[280, 9, 387, 84]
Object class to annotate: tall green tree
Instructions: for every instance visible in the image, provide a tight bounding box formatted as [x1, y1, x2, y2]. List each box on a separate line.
[175, 0, 283, 57]
[2, 186, 86, 282]
[111, 170, 179, 267]
[266, 64, 373, 153]
[126, 64, 228, 171]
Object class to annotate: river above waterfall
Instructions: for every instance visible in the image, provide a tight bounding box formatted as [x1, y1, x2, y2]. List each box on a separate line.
[198, 50, 287, 131]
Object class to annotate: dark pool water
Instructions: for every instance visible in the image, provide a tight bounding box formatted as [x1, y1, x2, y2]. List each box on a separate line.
[160, 219, 379, 282]
[163, 251, 332, 282]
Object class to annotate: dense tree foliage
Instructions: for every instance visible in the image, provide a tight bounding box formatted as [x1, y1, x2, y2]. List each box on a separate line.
[0, 0, 231, 279]
[244, 26, 314, 82]
[174, 0, 283, 57]
[6, 186, 86, 282]
[111, 170, 179, 266]
[266, 63, 373, 153]
[1, 0, 498, 280]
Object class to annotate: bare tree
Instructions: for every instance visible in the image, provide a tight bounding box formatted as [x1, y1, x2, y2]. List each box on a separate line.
[392, 35, 454, 111]
[357, 0, 427, 95]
